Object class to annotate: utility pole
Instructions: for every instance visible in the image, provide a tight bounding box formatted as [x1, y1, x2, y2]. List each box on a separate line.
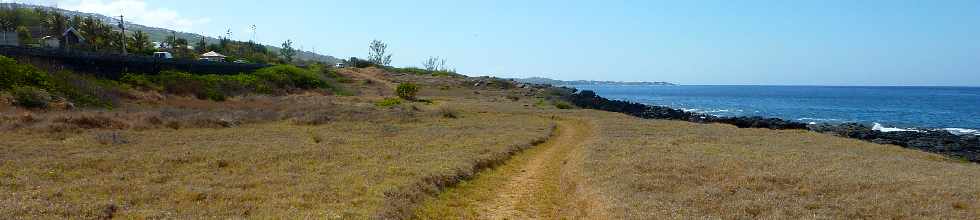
[250, 24, 256, 42]
[118, 15, 127, 55]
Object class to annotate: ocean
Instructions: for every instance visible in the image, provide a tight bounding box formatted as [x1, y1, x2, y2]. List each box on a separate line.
[567, 85, 980, 135]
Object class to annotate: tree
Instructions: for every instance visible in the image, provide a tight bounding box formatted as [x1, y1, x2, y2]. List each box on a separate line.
[368, 39, 392, 66]
[128, 30, 153, 54]
[15, 26, 31, 45]
[280, 39, 296, 63]
[422, 56, 448, 71]
[195, 36, 207, 53]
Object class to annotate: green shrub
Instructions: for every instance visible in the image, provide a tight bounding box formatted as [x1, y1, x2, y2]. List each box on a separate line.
[396, 83, 419, 100]
[554, 101, 574, 109]
[376, 98, 402, 107]
[1, 55, 122, 108]
[11, 86, 51, 108]
[0, 55, 52, 91]
[121, 73, 161, 91]
[48, 71, 124, 108]
[254, 65, 327, 89]
[155, 71, 209, 97]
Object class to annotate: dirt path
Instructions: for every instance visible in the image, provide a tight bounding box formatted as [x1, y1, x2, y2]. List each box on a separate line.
[416, 119, 609, 219]
[336, 67, 398, 96]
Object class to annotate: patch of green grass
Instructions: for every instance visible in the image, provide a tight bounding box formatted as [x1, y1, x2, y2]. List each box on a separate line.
[554, 101, 573, 109]
[376, 98, 402, 107]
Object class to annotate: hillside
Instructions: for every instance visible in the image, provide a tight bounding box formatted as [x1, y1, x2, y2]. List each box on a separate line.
[1, 3, 341, 64]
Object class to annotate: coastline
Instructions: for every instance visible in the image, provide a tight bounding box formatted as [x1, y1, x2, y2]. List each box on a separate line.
[564, 89, 980, 162]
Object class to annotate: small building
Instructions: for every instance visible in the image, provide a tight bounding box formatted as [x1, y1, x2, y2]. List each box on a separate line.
[60, 27, 85, 49]
[199, 51, 227, 62]
[41, 36, 60, 48]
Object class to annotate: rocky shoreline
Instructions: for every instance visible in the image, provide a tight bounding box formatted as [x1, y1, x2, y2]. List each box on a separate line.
[566, 90, 980, 162]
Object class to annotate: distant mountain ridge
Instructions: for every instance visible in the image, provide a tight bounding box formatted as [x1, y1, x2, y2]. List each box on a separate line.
[2, 3, 341, 64]
[515, 77, 677, 86]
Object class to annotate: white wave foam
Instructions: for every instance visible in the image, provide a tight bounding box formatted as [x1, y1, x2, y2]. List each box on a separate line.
[797, 117, 842, 122]
[872, 123, 920, 133]
[944, 128, 980, 136]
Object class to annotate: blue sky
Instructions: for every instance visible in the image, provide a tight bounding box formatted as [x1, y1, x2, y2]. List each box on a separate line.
[19, 0, 980, 86]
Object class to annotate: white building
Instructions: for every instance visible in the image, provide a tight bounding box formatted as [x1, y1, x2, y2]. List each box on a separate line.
[199, 51, 227, 62]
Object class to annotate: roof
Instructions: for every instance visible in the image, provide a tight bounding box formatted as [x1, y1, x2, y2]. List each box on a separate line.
[61, 27, 86, 41]
[201, 51, 226, 58]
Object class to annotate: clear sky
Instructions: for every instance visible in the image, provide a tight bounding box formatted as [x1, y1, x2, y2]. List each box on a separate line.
[18, 0, 980, 86]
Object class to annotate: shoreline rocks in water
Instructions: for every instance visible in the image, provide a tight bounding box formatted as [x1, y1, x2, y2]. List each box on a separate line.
[566, 90, 980, 162]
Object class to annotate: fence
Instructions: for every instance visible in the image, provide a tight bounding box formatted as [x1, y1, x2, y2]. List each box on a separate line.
[0, 46, 270, 79]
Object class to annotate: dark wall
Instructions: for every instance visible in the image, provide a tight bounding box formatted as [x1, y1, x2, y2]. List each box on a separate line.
[0, 46, 270, 79]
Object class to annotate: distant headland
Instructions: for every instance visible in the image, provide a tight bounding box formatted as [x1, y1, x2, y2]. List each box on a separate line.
[514, 77, 677, 86]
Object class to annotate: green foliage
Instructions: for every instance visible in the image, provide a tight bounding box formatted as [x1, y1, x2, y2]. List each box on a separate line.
[0, 55, 123, 108]
[281, 39, 296, 63]
[0, 55, 52, 91]
[386, 67, 461, 77]
[11, 86, 51, 108]
[344, 57, 375, 68]
[396, 83, 419, 100]
[554, 101, 574, 109]
[376, 98, 402, 107]
[120, 73, 161, 91]
[121, 65, 335, 101]
[254, 65, 328, 90]
[47, 71, 124, 108]
[16, 26, 32, 44]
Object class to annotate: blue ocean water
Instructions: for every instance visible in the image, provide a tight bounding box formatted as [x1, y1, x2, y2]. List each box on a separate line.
[569, 85, 980, 135]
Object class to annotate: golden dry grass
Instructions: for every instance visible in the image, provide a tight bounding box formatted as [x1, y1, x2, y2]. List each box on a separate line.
[576, 111, 980, 219]
[415, 119, 610, 220]
[0, 68, 558, 219]
[0, 108, 554, 218]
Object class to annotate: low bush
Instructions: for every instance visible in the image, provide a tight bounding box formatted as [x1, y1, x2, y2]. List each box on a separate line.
[396, 83, 419, 100]
[254, 65, 328, 90]
[554, 101, 574, 109]
[376, 98, 403, 107]
[120, 73, 161, 91]
[11, 86, 51, 109]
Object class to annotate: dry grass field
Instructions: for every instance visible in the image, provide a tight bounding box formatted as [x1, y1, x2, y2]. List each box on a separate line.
[0, 67, 564, 219]
[577, 111, 980, 219]
[0, 100, 555, 219]
[4, 66, 980, 219]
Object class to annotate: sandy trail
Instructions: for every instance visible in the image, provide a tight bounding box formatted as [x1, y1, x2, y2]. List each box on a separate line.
[477, 119, 608, 219]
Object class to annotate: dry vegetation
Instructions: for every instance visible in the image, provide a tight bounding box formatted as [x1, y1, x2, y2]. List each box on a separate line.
[5, 64, 980, 219]
[0, 66, 563, 219]
[0, 99, 555, 218]
[576, 111, 980, 219]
